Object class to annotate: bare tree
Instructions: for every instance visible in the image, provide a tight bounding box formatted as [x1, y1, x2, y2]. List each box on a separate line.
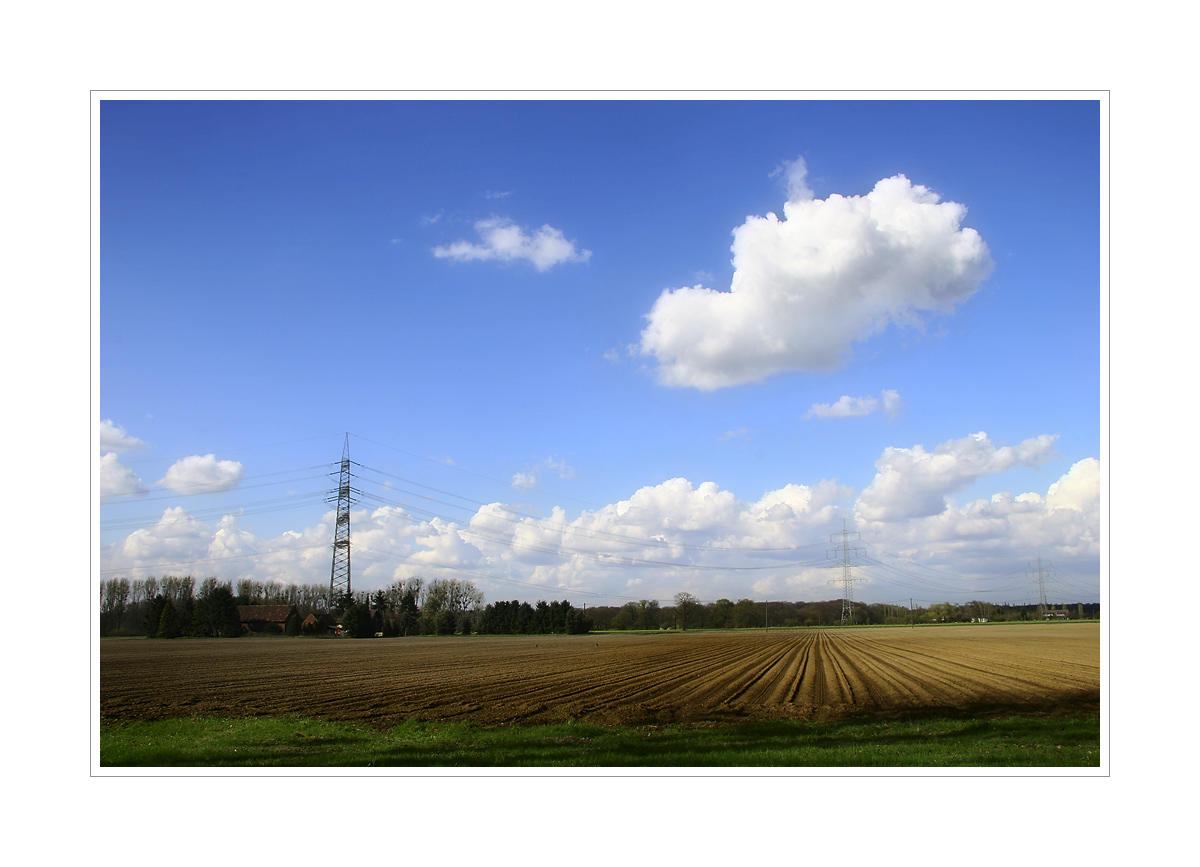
[673, 592, 701, 630]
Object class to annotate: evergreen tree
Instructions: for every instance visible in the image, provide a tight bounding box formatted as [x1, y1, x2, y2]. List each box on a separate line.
[342, 603, 376, 638]
[156, 599, 182, 639]
[192, 582, 242, 637]
[145, 594, 167, 638]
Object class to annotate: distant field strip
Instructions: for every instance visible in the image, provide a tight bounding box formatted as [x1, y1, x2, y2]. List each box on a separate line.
[100, 624, 1100, 727]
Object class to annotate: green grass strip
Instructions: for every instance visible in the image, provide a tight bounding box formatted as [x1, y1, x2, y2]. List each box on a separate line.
[100, 711, 1100, 768]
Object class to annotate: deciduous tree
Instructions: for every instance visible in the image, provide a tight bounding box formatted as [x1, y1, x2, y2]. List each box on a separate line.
[673, 592, 701, 630]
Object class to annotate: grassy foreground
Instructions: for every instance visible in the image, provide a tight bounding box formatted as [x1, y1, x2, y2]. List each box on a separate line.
[100, 711, 1100, 768]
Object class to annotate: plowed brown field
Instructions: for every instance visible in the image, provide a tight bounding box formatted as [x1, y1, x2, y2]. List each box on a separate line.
[100, 624, 1100, 728]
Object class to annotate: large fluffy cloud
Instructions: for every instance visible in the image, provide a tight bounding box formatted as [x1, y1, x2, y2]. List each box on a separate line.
[433, 217, 591, 271]
[639, 159, 993, 389]
[855, 432, 1058, 522]
[156, 454, 245, 494]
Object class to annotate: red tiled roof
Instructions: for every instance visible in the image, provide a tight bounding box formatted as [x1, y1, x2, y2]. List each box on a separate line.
[236, 605, 297, 623]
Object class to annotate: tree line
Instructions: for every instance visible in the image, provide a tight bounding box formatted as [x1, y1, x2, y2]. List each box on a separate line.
[99, 574, 593, 639]
[99, 575, 1100, 639]
[581, 595, 1101, 630]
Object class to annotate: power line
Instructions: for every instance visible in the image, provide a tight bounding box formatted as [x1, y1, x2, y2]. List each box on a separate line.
[100, 489, 329, 532]
[99, 541, 331, 575]
[351, 462, 829, 555]
[100, 465, 334, 503]
[105, 433, 345, 466]
[350, 432, 609, 509]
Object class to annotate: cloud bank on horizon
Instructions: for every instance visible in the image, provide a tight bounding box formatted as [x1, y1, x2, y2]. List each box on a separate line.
[638, 158, 994, 390]
[100, 420, 1099, 604]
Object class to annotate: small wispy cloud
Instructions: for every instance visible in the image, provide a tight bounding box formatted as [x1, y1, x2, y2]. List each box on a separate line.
[719, 428, 756, 442]
[484, 190, 513, 200]
[544, 456, 577, 480]
[603, 343, 640, 363]
[769, 154, 815, 201]
[807, 389, 903, 420]
[511, 456, 578, 489]
[433, 217, 591, 272]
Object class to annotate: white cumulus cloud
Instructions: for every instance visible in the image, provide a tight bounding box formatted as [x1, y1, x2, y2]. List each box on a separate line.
[808, 389, 902, 419]
[119, 506, 213, 563]
[1046, 458, 1101, 513]
[856, 458, 1101, 574]
[99, 419, 146, 453]
[156, 454, 245, 494]
[100, 451, 147, 498]
[433, 217, 591, 271]
[639, 158, 993, 389]
[855, 432, 1058, 522]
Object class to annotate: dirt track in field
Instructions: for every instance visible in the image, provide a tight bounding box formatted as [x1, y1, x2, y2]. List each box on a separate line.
[99, 624, 1100, 728]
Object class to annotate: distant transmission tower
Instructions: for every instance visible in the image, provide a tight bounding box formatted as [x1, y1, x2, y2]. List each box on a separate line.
[828, 519, 864, 625]
[328, 434, 356, 608]
[1028, 556, 1055, 619]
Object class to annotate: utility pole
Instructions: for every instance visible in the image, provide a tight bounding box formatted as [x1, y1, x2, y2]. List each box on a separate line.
[328, 434, 356, 609]
[1028, 556, 1054, 620]
[828, 519, 864, 626]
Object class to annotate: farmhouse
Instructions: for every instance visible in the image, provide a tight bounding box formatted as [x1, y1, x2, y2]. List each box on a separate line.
[301, 613, 340, 635]
[237, 604, 298, 633]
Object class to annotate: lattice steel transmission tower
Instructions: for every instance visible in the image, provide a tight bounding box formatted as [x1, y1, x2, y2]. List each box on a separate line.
[828, 519, 864, 625]
[328, 434, 356, 608]
[1028, 556, 1055, 619]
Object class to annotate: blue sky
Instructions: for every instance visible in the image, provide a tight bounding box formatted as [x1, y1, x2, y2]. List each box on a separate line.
[98, 98, 1101, 608]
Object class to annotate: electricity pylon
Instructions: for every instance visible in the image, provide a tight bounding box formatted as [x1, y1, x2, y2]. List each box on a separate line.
[828, 519, 864, 625]
[328, 434, 356, 608]
[1028, 556, 1055, 619]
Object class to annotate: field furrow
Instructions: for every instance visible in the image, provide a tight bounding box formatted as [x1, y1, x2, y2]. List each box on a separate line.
[100, 624, 1100, 727]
